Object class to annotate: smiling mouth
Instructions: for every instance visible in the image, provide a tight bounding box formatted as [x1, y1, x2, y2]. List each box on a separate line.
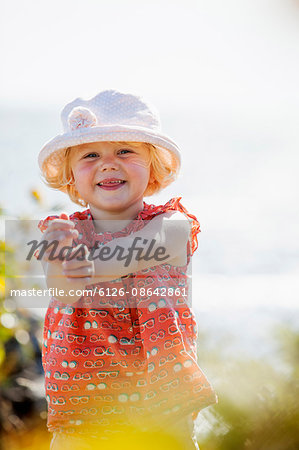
[97, 180, 126, 190]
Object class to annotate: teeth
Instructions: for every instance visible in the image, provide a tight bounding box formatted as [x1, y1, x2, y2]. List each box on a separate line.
[99, 180, 123, 185]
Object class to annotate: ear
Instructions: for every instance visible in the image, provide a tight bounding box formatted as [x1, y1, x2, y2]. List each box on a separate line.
[148, 171, 155, 184]
[70, 170, 76, 186]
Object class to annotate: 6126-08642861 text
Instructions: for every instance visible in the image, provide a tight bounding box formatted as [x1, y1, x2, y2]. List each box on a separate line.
[9, 286, 188, 298]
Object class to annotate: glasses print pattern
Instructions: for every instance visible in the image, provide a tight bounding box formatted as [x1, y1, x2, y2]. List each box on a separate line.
[44, 291, 217, 431]
[38, 198, 217, 434]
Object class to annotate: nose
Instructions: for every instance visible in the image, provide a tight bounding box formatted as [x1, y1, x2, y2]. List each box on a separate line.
[99, 154, 119, 171]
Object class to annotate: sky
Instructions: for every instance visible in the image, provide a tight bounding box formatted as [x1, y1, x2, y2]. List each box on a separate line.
[1, 0, 299, 309]
[1, 0, 299, 108]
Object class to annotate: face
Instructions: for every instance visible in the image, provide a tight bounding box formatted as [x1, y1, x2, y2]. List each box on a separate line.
[70, 141, 152, 219]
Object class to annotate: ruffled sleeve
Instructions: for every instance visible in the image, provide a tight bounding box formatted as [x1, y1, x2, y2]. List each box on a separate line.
[37, 214, 60, 233]
[140, 196, 201, 257]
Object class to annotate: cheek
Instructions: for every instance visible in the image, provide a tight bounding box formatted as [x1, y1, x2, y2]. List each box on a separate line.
[127, 159, 150, 177]
[72, 164, 93, 184]
[131, 167, 150, 185]
[126, 152, 150, 168]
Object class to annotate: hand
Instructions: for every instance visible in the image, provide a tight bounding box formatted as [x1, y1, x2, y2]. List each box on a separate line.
[62, 244, 95, 287]
[41, 213, 79, 263]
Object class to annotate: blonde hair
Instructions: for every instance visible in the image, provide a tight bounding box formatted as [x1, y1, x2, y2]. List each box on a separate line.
[41, 142, 180, 207]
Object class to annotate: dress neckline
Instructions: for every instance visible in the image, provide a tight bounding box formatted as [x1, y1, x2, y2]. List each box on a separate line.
[84, 200, 148, 237]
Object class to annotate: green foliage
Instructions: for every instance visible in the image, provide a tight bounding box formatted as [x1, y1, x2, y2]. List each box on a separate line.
[197, 327, 299, 449]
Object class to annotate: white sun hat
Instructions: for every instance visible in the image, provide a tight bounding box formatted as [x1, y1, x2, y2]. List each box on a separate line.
[38, 89, 181, 178]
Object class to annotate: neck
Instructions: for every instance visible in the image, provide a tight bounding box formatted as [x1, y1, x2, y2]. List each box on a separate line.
[89, 200, 145, 233]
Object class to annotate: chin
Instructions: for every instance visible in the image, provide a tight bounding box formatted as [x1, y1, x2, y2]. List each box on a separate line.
[98, 201, 127, 211]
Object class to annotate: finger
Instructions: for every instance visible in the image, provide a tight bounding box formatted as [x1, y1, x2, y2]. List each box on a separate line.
[59, 213, 69, 220]
[45, 224, 75, 236]
[44, 229, 78, 242]
[62, 255, 93, 271]
[43, 227, 76, 247]
[65, 276, 92, 287]
[45, 219, 75, 232]
[41, 232, 76, 260]
[59, 242, 87, 262]
[62, 261, 92, 273]
[63, 245, 90, 264]
[63, 265, 94, 278]
[79, 245, 89, 258]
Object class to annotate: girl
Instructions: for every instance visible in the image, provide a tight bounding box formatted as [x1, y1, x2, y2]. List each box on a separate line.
[37, 90, 218, 449]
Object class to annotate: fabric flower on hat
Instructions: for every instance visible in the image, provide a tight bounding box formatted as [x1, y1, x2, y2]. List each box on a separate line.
[68, 106, 97, 130]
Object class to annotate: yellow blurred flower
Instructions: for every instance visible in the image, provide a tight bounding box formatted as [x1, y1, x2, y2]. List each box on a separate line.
[31, 189, 42, 204]
[0, 276, 5, 297]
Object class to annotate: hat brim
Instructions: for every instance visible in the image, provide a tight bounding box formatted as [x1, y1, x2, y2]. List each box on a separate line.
[38, 124, 181, 177]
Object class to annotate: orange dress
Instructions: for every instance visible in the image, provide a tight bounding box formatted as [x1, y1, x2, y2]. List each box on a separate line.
[38, 197, 218, 438]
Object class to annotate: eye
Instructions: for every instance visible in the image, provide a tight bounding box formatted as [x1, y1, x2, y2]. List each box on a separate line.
[84, 152, 99, 158]
[118, 149, 133, 155]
